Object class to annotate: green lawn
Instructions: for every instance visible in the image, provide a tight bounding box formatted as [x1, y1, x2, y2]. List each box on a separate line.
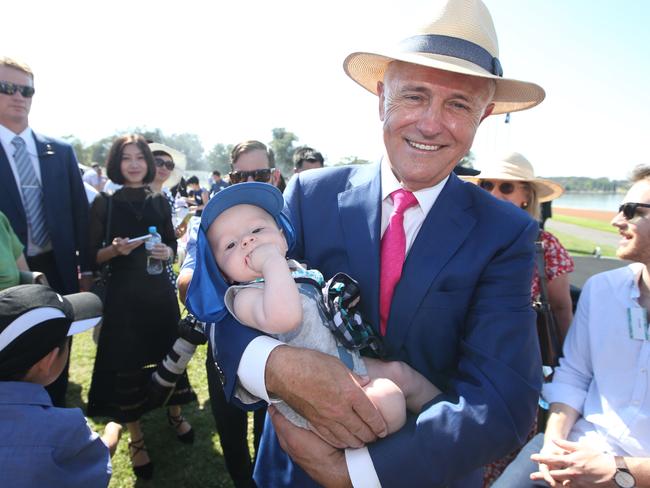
[549, 228, 617, 258]
[68, 328, 249, 487]
[551, 214, 618, 234]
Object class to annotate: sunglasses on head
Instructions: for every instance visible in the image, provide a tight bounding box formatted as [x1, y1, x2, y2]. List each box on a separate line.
[619, 202, 650, 221]
[229, 168, 273, 184]
[0, 81, 35, 98]
[154, 157, 175, 170]
[479, 180, 518, 195]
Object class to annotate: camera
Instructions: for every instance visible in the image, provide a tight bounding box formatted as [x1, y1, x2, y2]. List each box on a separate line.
[144, 314, 207, 409]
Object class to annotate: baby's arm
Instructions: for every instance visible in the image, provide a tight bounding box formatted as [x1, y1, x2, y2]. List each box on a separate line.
[364, 357, 441, 416]
[233, 245, 302, 334]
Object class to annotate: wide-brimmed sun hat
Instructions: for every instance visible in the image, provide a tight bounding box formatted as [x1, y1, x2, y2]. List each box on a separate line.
[148, 142, 186, 189]
[343, 0, 545, 115]
[464, 152, 564, 202]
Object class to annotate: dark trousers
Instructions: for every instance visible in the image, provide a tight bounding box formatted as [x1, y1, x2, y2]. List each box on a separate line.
[206, 347, 266, 488]
[27, 250, 70, 407]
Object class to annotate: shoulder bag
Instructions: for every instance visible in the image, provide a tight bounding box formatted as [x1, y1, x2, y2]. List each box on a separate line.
[533, 234, 561, 368]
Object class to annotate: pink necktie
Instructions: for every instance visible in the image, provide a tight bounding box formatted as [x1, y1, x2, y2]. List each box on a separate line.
[379, 189, 418, 336]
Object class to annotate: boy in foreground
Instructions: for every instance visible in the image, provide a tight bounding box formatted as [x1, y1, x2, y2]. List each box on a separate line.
[0, 285, 121, 488]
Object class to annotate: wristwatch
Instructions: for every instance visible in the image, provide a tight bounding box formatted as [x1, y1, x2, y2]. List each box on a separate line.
[613, 456, 636, 488]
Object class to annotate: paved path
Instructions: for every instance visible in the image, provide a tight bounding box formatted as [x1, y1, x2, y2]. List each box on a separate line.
[545, 219, 621, 249]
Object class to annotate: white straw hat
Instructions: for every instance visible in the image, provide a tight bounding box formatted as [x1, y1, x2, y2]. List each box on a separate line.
[343, 0, 545, 115]
[465, 152, 564, 202]
[148, 143, 186, 189]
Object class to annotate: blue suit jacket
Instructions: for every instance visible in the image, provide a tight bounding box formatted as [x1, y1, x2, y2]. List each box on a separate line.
[212, 163, 542, 486]
[0, 132, 90, 293]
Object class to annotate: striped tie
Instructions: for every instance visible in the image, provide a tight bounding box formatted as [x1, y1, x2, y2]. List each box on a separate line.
[11, 136, 49, 247]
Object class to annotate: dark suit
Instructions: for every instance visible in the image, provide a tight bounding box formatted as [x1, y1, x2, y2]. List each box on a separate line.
[0, 130, 90, 405]
[211, 162, 542, 486]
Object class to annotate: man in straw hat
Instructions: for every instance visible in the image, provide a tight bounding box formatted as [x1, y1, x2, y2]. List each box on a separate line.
[206, 0, 545, 486]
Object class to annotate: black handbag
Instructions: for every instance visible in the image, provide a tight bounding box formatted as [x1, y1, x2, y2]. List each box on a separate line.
[90, 194, 113, 304]
[533, 235, 561, 368]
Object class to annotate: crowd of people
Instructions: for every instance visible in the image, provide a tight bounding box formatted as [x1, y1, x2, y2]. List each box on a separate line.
[0, 0, 649, 487]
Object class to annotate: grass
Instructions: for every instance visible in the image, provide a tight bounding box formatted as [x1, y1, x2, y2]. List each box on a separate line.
[551, 214, 618, 234]
[68, 327, 249, 488]
[549, 228, 617, 258]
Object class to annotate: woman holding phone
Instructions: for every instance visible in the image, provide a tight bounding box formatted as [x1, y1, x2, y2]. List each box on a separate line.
[86, 135, 195, 480]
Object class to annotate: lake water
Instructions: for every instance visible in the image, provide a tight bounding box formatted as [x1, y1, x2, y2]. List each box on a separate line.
[553, 193, 623, 211]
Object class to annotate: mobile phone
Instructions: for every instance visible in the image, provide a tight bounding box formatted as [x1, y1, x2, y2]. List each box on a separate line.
[127, 234, 151, 244]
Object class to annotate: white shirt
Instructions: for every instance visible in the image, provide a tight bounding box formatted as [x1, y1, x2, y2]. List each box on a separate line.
[0, 124, 50, 255]
[543, 262, 650, 456]
[83, 168, 102, 188]
[237, 158, 448, 487]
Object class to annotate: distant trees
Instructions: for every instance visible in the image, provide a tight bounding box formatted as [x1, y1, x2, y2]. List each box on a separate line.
[269, 128, 299, 175]
[65, 126, 375, 176]
[547, 176, 629, 193]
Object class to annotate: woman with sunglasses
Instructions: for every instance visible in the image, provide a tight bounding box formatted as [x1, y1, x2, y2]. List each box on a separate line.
[86, 135, 196, 480]
[467, 152, 574, 340]
[466, 152, 574, 486]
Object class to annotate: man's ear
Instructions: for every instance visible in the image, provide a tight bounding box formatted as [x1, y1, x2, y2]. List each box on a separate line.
[377, 81, 386, 121]
[479, 103, 495, 123]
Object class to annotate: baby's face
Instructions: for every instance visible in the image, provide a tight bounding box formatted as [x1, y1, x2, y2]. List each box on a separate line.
[207, 204, 288, 283]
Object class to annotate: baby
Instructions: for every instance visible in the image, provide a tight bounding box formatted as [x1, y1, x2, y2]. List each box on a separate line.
[187, 182, 439, 438]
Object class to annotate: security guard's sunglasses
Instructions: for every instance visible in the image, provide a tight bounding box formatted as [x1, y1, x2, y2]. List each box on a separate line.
[0, 81, 35, 98]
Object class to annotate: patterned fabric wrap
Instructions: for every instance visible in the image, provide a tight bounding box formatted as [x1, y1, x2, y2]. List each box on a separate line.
[322, 272, 385, 358]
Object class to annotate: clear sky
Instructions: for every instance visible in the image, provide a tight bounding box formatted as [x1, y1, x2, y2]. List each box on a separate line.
[2, 0, 648, 179]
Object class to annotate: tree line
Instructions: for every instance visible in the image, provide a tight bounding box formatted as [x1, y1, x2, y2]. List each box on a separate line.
[546, 176, 629, 193]
[62, 127, 370, 177]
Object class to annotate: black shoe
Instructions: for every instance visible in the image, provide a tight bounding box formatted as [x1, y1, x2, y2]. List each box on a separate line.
[167, 409, 195, 444]
[128, 437, 154, 480]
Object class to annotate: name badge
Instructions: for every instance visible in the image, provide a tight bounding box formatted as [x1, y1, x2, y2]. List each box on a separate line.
[628, 307, 649, 340]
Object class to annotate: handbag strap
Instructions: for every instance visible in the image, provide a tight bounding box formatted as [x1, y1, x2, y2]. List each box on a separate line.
[535, 231, 550, 304]
[100, 194, 113, 273]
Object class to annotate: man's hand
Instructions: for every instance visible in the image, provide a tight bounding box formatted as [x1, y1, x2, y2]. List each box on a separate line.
[530, 439, 617, 487]
[269, 406, 353, 488]
[266, 346, 387, 448]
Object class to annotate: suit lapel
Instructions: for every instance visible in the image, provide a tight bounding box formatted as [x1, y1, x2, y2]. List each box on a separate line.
[338, 164, 382, 330]
[0, 141, 25, 215]
[385, 175, 477, 351]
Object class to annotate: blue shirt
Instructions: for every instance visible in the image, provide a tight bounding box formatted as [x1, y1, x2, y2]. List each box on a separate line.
[0, 382, 111, 488]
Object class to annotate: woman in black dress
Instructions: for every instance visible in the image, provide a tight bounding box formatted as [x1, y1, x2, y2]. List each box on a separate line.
[87, 135, 195, 479]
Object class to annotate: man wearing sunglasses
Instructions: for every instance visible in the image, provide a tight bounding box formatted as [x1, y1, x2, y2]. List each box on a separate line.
[495, 166, 650, 487]
[176, 139, 278, 488]
[0, 57, 91, 408]
[227, 140, 280, 186]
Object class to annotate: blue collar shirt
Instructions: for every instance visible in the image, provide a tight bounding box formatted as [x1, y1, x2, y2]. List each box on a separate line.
[0, 381, 111, 488]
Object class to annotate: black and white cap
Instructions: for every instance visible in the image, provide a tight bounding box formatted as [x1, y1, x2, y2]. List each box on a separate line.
[0, 285, 102, 377]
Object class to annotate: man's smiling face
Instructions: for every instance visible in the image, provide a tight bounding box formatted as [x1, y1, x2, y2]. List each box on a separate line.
[378, 61, 494, 191]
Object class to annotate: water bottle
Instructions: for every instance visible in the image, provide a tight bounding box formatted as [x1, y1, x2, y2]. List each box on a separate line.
[173, 195, 189, 227]
[145, 226, 164, 275]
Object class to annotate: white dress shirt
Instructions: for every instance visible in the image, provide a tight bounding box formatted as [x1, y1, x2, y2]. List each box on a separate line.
[0, 124, 50, 256]
[237, 157, 448, 486]
[543, 262, 650, 456]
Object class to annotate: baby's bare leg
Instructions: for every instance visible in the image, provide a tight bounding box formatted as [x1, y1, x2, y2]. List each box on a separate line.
[364, 358, 441, 414]
[363, 378, 406, 435]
